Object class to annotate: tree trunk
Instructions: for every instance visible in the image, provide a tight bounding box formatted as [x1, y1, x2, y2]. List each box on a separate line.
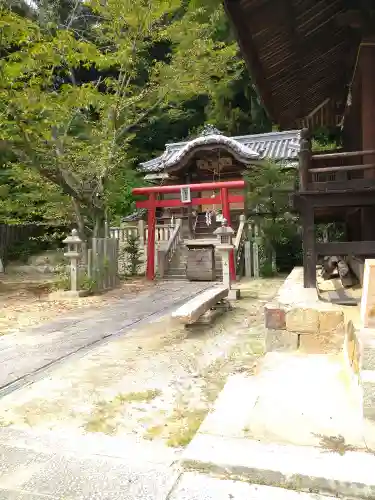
[93, 210, 106, 238]
[72, 198, 88, 264]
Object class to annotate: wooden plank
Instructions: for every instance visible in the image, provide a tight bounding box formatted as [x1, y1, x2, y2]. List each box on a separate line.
[311, 149, 375, 161]
[316, 241, 375, 256]
[172, 287, 229, 325]
[293, 190, 375, 209]
[244, 241, 252, 277]
[309, 163, 375, 174]
[310, 178, 375, 191]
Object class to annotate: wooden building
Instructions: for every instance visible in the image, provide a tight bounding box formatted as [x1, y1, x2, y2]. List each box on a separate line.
[130, 125, 300, 233]
[224, 0, 375, 287]
[129, 125, 300, 280]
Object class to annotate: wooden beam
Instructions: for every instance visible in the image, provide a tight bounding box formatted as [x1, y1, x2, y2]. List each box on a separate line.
[311, 149, 375, 160]
[309, 179, 375, 191]
[301, 205, 316, 288]
[222, 0, 279, 123]
[316, 241, 375, 256]
[309, 163, 375, 174]
[292, 190, 375, 209]
[335, 10, 372, 28]
[283, 0, 304, 119]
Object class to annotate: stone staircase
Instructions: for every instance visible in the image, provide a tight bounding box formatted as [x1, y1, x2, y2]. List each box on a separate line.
[162, 244, 223, 281]
[158, 211, 243, 281]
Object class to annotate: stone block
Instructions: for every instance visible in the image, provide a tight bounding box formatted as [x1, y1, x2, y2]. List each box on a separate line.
[361, 259, 375, 328]
[228, 288, 240, 301]
[363, 345, 375, 371]
[264, 303, 286, 330]
[265, 329, 298, 352]
[362, 371, 375, 420]
[318, 310, 344, 334]
[299, 332, 342, 354]
[345, 322, 360, 375]
[285, 308, 319, 334]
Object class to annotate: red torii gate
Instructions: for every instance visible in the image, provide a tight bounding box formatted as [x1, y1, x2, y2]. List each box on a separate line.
[132, 180, 245, 281]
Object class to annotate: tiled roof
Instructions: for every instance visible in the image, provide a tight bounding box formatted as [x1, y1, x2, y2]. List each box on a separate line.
[139, 129, 301, 173]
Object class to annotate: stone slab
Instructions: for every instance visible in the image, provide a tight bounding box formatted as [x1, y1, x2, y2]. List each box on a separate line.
[228, 288, 240, 301]
[285, 308, 319, 334]
[185, 353, 366, 450]
[181, 433, 375, 499]
[198, 375, 259, 438]
[318, 310, 344, 334]
[170, 472, 341, 500]
[0, 427, 180, 499]
[362, 370, 375, 421]
[172, 287, 229, 325]
[358, 328, 375, 371]
[265, 329, 298, 352]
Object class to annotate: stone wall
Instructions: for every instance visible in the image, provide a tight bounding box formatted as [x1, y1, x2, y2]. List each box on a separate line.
[264, 267, 345, 354]
[264, 267, 375, 422]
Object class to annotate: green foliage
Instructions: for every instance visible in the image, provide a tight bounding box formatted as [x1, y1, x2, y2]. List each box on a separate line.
[260, 260, 276, 278]
[245, 160, 300, 273]
[53, 265, 97, 293]
[0, 0, 272, 233]
[79, 273, 97, 293]
[122, 233, 143, 276]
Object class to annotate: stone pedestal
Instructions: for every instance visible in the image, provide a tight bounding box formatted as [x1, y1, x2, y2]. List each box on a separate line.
[186, 243, 215, 281]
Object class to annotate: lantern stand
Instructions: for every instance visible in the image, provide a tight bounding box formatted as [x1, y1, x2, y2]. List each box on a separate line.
[63, 229, 83, 296]
[214, 219, 241, 300]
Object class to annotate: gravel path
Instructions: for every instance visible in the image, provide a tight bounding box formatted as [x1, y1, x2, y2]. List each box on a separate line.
[0, 278, 283, 449]
[0, 281, 211, 397]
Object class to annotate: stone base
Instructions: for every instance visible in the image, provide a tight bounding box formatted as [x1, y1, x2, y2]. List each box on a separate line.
[265, 329, 299, 352]
[228, 288, 241, 301]
[181, 371, 375, 499]
[264, 267, 345, 355]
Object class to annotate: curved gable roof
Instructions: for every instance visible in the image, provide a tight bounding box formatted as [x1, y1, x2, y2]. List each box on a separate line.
[139, 129, 301, 173]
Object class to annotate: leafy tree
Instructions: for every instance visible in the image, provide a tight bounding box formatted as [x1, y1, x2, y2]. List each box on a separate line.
[0, 1, 239, 238]
[245, 161, 299, 274]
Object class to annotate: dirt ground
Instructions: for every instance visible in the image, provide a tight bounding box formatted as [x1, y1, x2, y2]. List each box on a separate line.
[0, 278, 283, 449]
[0, 273, 154, 335]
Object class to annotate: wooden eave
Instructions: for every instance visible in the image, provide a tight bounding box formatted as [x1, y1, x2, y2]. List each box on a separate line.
[224, 0, 360, 128]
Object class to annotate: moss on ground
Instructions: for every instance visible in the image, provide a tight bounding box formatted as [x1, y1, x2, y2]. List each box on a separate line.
[84, 389, 162, 435]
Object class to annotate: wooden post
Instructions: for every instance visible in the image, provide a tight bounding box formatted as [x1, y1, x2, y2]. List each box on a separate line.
[302, 204, 316, 288]
[221, 187, 236, 282]
[252, 223, 260, 278]
[138, 219, 145, 246]
[146, 193, 156, 280]
[244, 241, 252, 277]
[299, 128, 311, 191]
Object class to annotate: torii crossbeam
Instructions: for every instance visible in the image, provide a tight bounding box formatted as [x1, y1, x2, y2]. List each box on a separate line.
[132, 180, 245, 280]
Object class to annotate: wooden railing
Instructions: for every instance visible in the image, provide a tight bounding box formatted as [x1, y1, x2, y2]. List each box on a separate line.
[299, 128, 375, 192]
[157, 219, 182, 278]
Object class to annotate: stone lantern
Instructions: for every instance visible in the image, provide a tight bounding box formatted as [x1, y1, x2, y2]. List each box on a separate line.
[63, 229, 82, 293]
[214, 219, 240, 299]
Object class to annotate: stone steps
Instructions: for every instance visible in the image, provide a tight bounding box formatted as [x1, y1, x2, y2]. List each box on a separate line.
[181, 367, 375, 499]
[169, 472, 347, 500]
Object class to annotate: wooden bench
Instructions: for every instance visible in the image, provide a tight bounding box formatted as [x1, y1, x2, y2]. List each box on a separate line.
[172, 286, 229, 325]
